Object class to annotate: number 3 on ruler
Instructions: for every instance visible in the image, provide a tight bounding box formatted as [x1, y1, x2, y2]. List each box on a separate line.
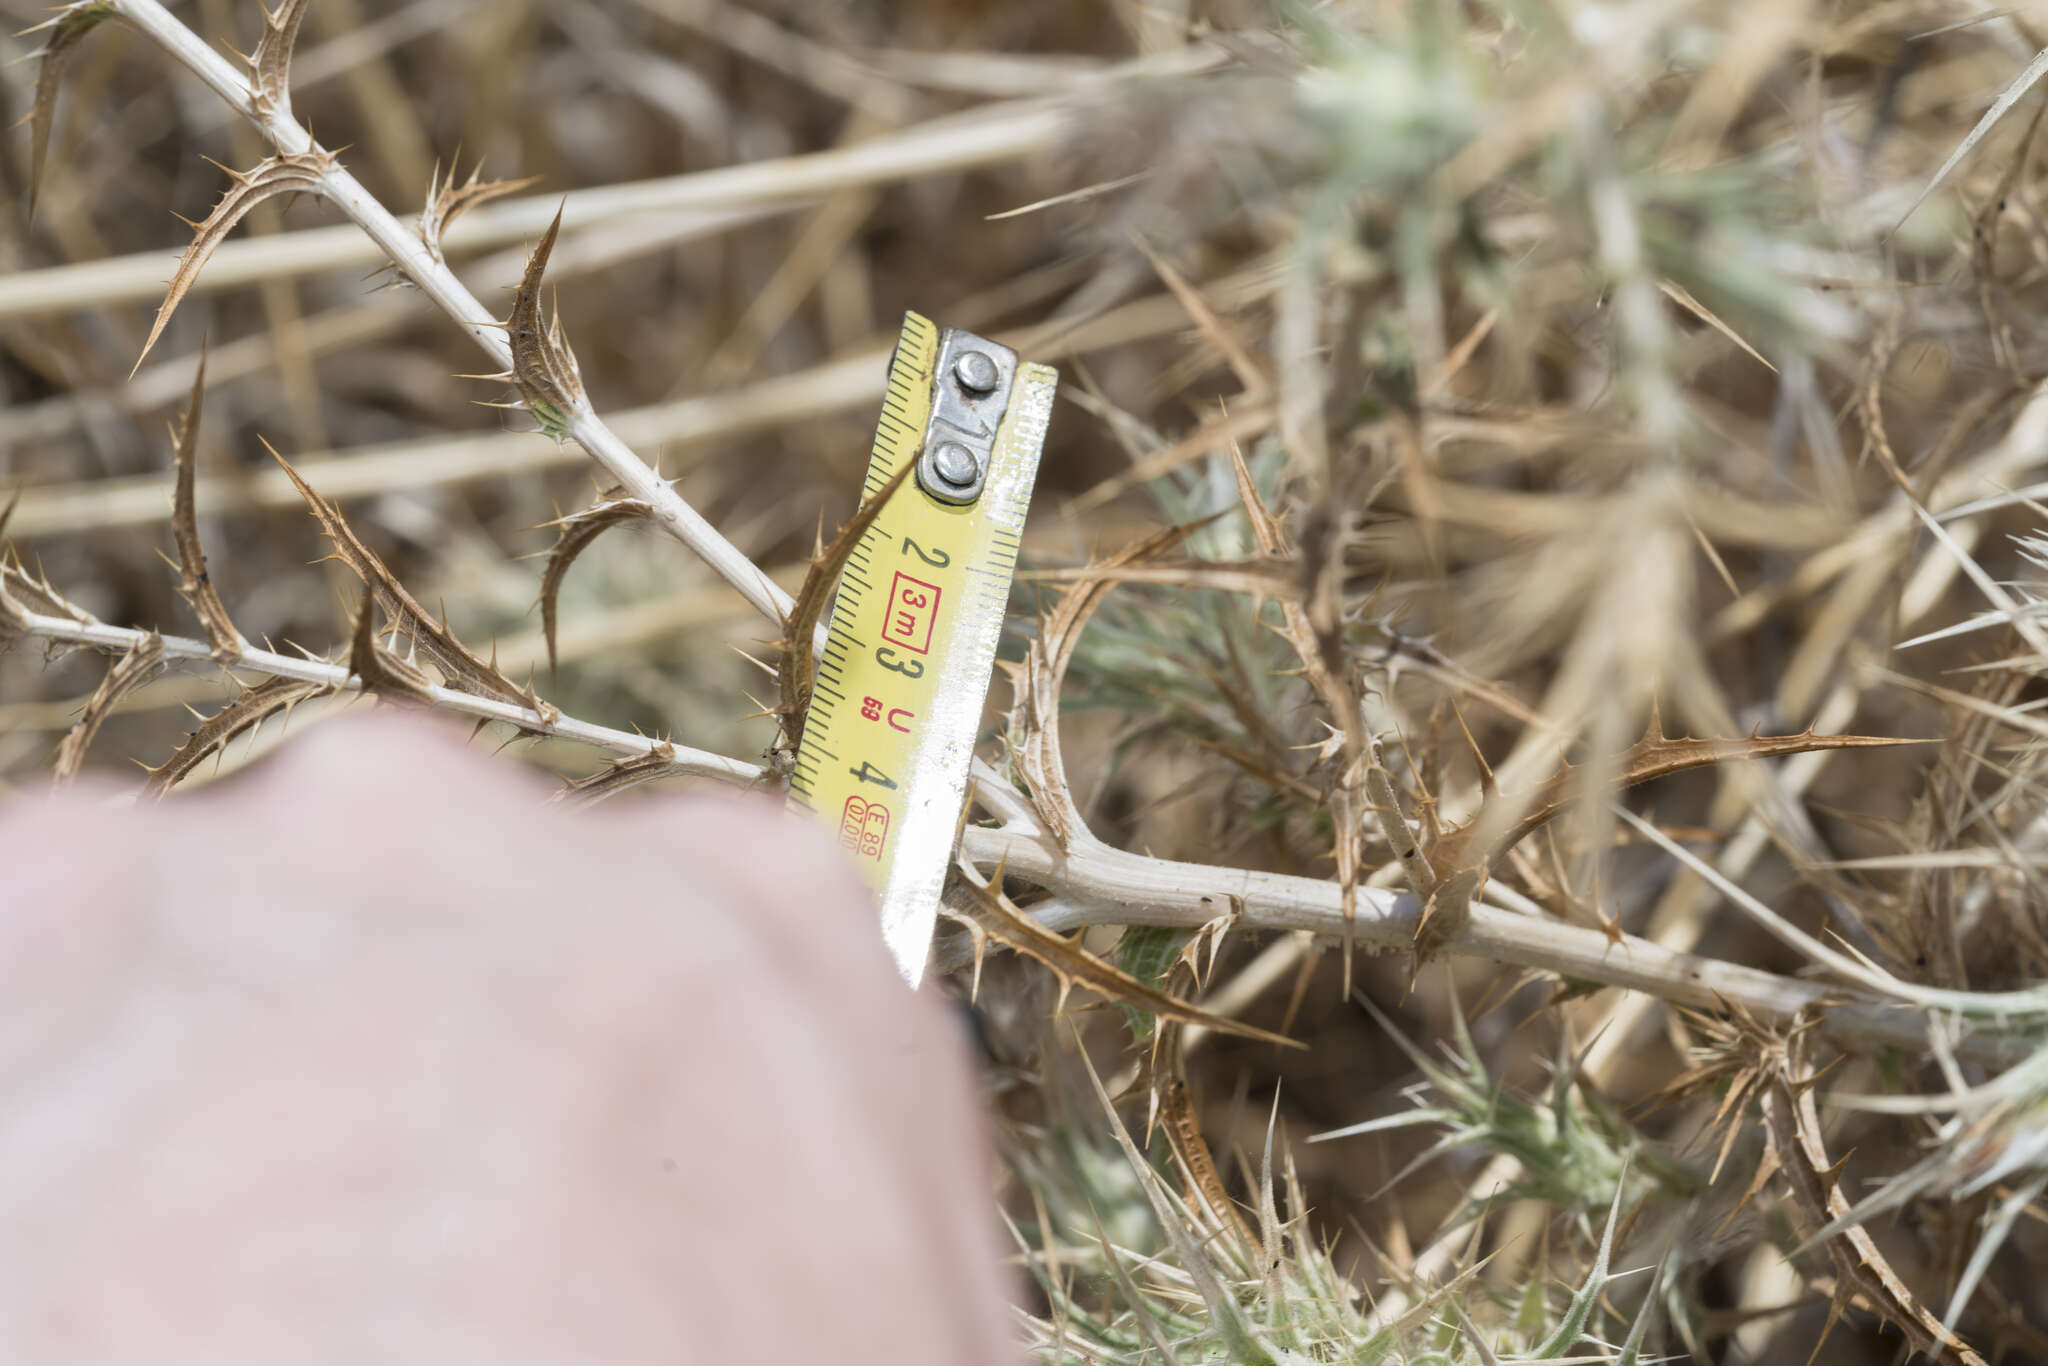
[875, 645, 923, 677]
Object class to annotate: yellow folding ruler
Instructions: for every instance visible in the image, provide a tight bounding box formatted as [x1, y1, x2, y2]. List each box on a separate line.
[789, 313, 1056, 985]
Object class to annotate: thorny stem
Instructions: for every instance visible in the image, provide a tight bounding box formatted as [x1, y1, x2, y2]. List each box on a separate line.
[106, 0, 1038, 821]
[17, 610, 761, 785]
[954, 827, 2007, 1065]
[112, 0, 788, 626]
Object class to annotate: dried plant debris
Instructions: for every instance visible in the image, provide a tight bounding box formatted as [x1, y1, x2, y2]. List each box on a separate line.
[143, 675, 332, 797]
[1025, 555, 1303, 598]
[538, 495, 652, 680]
[1006, 519, 1203, 848]
[1896, 44, 2048, 233]
[138, 151, 337, 370]
[52, 633, 164, 785]
[418, 161, 538, 268]
[775, 462, 912, 754]
[1755, 1021, 1988, 1366]
[24, 1, 118, 214]
[166, 345, 243, 659]
[1229, 445, 1412, 977]
[1414, 718, 1929, 959]
[947, 860, 1299, 1050]
[347, 588, 434, 703]
[269, 445, 545, 715]
[1148, 957, 1264, 1257]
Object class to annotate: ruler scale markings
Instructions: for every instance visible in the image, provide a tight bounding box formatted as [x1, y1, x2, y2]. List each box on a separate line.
[787, 311, 1055, 985]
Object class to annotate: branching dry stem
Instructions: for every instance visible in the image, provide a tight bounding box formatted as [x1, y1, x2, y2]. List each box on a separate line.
[13, 608, 758, 787]
[109, 0, 789, 626]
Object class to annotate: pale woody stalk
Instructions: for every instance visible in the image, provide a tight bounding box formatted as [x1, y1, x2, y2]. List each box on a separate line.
[112, 0, 788, 628]
[16, 607, 760, 784]
[955, 827, 1990, 1063]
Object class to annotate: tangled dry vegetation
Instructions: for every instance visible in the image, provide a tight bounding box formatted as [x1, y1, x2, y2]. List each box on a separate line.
[17, 0, 2048, 1360]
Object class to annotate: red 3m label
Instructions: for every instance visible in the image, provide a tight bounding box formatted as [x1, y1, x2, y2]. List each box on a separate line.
[880, 572, 941, 655]
[838, 795, 890, 861]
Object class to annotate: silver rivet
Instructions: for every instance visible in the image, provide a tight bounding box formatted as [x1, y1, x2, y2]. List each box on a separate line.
[930, 441, 978, 487]
[952, 351, 999, 395]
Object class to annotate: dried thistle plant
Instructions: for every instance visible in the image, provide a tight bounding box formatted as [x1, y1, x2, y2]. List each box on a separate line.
[18, 2, 2048, 1360]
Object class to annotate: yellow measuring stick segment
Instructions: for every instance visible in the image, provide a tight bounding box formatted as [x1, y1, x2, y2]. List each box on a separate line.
[788, 312, 1056, 985]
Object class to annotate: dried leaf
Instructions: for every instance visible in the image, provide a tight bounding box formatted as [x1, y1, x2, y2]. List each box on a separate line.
[1073, 1043, 1277, 1363]
[538, 497, 652, 680]
[23, 1, 117, 215]
[1759, 1025, 1988, 1366]
[1414, 718, 1929, 959]
[348, 588, 433, 702]
[1416, 733, 1918, 961]
[1159, 1074, 1260, 1252]
[138, 151, 334, 372]
[1151, 956, 1263, 1257]
[167, 342, 243, 658]
[777, 463, 913, 752]
[269, 444, 541, 712]
[1007, 520, 1202, 846]
[478, 207, 585, 439]
[554, 741, 682, 806]
[52, 633, 163, 785]
[144, 674, 330, 797]
[947, 864, 1301, 1050]
[419, 161, 539, 268]
[246, 0, 313, 120]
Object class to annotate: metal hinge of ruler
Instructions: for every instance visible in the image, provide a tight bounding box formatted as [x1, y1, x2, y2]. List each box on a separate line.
[787, 312, 1056, 986]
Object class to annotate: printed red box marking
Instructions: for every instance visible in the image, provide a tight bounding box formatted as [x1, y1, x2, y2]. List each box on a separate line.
[880, 572, 941, 656]
[838, 795, 889, 861]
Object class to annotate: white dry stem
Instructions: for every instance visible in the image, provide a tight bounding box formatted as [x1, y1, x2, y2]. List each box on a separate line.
[110, 0, 785, 626]
[14, 609, 760, 785]
[952, 827, 2006, 1064]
